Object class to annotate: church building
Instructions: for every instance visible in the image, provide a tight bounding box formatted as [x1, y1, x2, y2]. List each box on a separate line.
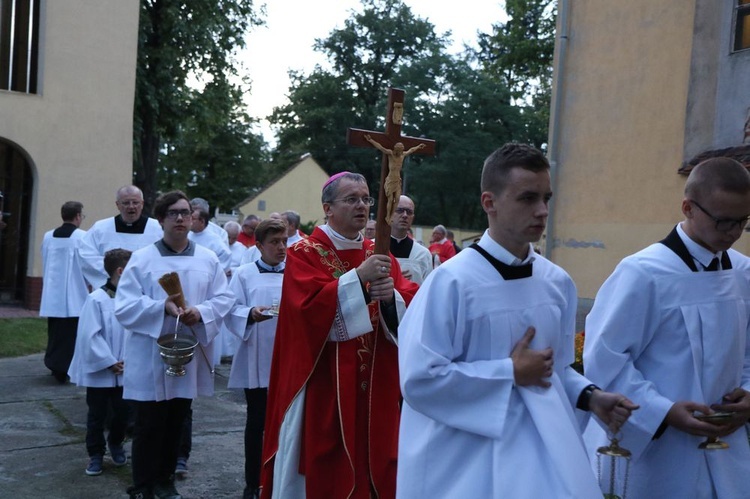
[546, 0, 750, 302]
[0, 0, 139, 308]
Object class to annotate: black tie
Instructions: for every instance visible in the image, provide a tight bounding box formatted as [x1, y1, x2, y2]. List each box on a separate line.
[705, 258, 720, 271]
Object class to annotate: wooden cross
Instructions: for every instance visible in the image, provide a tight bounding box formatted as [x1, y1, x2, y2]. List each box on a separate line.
[347, 87, 436, 255]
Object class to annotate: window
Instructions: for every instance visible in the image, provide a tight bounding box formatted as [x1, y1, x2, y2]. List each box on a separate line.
[735, 0, 750, 52]
[0, 0, 40, 93]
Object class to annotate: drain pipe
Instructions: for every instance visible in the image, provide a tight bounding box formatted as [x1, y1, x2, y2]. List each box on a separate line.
[545, 0, 570, 260]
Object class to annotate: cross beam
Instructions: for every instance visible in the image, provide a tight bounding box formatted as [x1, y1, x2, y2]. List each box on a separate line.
[347, 87, 436, 255]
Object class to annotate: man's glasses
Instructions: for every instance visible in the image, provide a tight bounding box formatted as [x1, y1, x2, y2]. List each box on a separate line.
[117, 200, 142, 207]
[395, 207, 414, 216]
[691, 200, 750, 232]
[165, 209, 191, 220]
[334, 196, 375, 206]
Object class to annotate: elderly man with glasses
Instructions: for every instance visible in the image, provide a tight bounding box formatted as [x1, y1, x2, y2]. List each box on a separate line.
[260, 172, 418, 499]
[583, 157, 750, 498]
[78, 185, 163, 288]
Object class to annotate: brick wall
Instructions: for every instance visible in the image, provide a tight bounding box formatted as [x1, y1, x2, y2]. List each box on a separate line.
[25, 276, 42, 311]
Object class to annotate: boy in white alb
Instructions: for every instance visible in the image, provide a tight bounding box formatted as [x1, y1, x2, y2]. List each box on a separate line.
[69, 248, 132, 476]
[226, 218, 288, 499]
[114, 190, 234, 499]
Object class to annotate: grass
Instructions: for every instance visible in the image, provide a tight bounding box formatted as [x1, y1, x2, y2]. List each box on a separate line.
[0, 318, 47, 357]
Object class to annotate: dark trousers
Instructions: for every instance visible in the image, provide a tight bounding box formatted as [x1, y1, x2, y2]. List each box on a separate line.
[86, 386, 128, 457]
[244, 387, 268, 492]
[44, 317, 78, 375]
[177, 407, 192, 459]
[131, 398, 192, 490]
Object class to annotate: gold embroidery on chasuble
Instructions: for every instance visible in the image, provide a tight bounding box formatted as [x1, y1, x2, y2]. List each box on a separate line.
[300, 238, 376, 391]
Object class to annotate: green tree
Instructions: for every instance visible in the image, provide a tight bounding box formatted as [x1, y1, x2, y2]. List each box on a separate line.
[269, 0, 450, 187]
[476, 0, 556, 148]
[159, 75, 270, 212]
[270, 0, 526, 229]
[403, 57, 524, 229]
[134, 0, 264, 212]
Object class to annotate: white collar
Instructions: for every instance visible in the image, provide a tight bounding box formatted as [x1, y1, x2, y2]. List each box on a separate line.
[677, 222, 721, 269]
[321, 224, 363, 251]
[479, 230, 535, 266]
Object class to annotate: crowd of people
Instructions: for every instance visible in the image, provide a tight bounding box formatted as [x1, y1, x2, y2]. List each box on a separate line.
[36, 142, 750, 499]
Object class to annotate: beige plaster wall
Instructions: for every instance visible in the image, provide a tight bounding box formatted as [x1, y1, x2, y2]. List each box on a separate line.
[237, 156, 331, 226]
[549, 0, 698, 299]
[0, 0, 140, 276]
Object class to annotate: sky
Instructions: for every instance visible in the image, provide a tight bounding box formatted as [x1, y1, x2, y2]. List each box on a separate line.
[239, 0, 507, 144]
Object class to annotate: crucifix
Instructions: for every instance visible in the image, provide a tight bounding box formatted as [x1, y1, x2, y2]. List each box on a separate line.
[347, 87, 436, 255]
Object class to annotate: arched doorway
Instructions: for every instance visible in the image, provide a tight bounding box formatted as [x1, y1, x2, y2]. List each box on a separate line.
[0, 138, 33, 304]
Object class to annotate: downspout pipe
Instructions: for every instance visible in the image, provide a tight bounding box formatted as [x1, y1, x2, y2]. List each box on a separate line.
[545, 0, 570, 259]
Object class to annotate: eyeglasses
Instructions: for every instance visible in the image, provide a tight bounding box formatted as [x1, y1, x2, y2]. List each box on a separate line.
[395, 207, 414, 216]
[117, 200, 142, 207]
[691, 200, 750, 232]
[165, 209, 191, 220]
[334, 196, 375, 206]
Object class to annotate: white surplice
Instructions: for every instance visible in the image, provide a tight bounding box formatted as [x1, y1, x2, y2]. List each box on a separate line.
[114, 241, 235, 401]
[78, 216, 163, 288]
[394, 239, 432, 285]
[68, 288, 124, 387]
[583, 240, 750, 498]
[39, 228, 89, 317]
[228, 241, 247, 273]
[207, 220, 229, 247]
[397, 230, 602, 499]
[226, 263, 283, 389]
[189, 228, 232, 273]
[240, 245, 261, 266]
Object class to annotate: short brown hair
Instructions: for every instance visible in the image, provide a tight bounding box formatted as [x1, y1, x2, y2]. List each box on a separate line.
[685, 157, 750, 201]
[255, 219, 288, 244]
[103, 248, 132, 277]
[61, 201, 83, 222]
[481, 143, 549, 195]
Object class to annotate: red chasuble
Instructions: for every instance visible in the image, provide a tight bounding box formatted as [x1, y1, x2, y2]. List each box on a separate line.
[261, 227, 418, 499]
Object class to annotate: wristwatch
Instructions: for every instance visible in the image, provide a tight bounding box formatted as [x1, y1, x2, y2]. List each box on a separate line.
[576, 384, 600, 411]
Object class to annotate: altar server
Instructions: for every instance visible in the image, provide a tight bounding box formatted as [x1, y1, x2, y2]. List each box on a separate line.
[583, 156, 750, 498]
[226, 218, 288, 499]
[69, 248, 131, 476]
[397, 143, 637, 498]
[115, 190, 234, 499]
[40, 201, 89, 383]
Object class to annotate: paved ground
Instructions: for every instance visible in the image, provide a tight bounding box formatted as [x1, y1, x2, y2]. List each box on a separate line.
[0, 352, 249, 499]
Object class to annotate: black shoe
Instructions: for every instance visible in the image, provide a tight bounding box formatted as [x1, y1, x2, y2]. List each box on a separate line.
[126, 486, 154, 499]
[153, 480, 182, 499]
[52, 371, 69, 384]
[242, 486, 260, 499]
